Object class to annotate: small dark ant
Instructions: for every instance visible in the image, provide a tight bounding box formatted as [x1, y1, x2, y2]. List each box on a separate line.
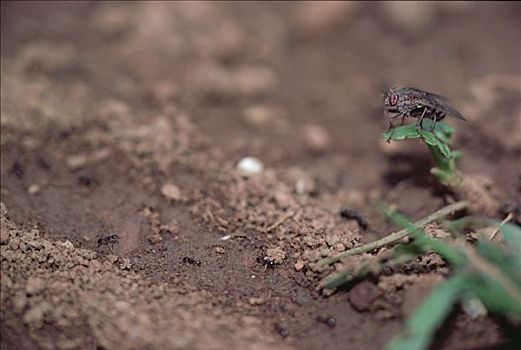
[182, 256, 201, 266]
[339, 208, 368, 230]
[37, 157, 51, 170]
[9, 161, 23, 178]
[78, 175, 98, 187]
[97, 234, 119, 246]
[257, 256, 278, 269]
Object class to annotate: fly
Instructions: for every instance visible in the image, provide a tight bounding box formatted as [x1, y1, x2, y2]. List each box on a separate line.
[383, 87, 466, 132]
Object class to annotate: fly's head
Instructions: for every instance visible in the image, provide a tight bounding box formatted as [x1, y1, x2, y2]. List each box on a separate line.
[384, 87, 425, 115]
[383, 88, 401, 114]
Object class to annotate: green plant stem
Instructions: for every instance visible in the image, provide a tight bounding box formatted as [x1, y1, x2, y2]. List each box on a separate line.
[385, 205, 466, 266]
[318, 200, 469, 266]
[427, 141, 460, 184]
[427, 143, 451, 172]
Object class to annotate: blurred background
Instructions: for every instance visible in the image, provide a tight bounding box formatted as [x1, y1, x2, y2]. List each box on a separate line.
[2, 2, 520, 152]
[2, 1, 520, 201]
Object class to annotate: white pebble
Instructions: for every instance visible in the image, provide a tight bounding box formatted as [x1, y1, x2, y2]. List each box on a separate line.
[27, 184, 41, 195]
[462, 297, 487, 319]
[161, 183, 183, 201]
[237, 157, 264, 176]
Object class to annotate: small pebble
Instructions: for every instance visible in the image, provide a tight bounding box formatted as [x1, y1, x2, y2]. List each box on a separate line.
[266, 246, 286, 264]
[348, 281, 382, 312]
[119, 258, 132, 270]
[26, 277, 45, 296]
[24, 305, 45, 326]
[296, 287, 310, 306]
[462, 298, 487, 319]
[316, 315, 336, 328]
[27, 184, 41, 195]
[12, 292, 27, 311]
[333, 242, 346, 252]
[66, 154, 88, 170]
[161, 183, 183, 201]
[279, 303, 289, 312]
[60, 240, 75, 250]
[295, 1, 357, 36]
[303, 124, 330, 153]
[326, 317, 336, 328]
[274, 323, 289, 338]
[381, 1, 435, 31]
[242, 105, 286, 132]
[0, 227, 9, 245]
[248, 297, 266, 305]
[237, 157, 264, 177]
[148, 234, 163, 244]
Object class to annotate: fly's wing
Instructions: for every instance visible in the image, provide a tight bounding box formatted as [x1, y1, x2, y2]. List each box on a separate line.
[415, 91, 467, 121]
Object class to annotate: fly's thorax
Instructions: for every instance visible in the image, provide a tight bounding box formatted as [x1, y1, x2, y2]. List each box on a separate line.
[397, 98, 420, 115]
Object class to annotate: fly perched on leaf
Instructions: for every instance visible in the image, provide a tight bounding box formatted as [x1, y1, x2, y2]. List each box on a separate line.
[383, 87, 466, 132]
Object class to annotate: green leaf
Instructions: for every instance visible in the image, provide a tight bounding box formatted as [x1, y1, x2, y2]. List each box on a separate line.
[382, 124, 422, 142]
[382, 123, 453, 159]
[382, 120, 454, 141]
[452, 150, 463, 161]
[388, 274, 469, 350]
[477, 238, 521, 275]
[421, 130, 451, 158]
[470, 275, 521, 316]
[500, 222, 521, 253]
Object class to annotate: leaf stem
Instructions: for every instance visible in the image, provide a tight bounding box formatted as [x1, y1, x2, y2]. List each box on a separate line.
[318, 200, 469, 266]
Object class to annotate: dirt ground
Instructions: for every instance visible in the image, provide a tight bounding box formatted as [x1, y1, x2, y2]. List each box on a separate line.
[1, 2, 520, 350]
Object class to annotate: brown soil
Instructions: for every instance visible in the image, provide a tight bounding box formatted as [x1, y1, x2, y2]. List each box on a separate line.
[1, 2, 520, 350]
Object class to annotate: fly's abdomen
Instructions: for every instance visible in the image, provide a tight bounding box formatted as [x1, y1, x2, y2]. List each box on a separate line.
[434, 110, 446, 121]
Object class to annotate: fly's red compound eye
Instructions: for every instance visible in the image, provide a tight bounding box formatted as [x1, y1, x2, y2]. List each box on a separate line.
[390, 93, 398, 106]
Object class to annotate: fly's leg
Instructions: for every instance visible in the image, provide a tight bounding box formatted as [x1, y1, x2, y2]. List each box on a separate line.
[430, 114, 437, 132]
[387, 121, 394, 142]
[431, 112, 445, 132]
[387, 113, 402, 132]
[415, 107, 428, 132]
[387, 114, 403, 141]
